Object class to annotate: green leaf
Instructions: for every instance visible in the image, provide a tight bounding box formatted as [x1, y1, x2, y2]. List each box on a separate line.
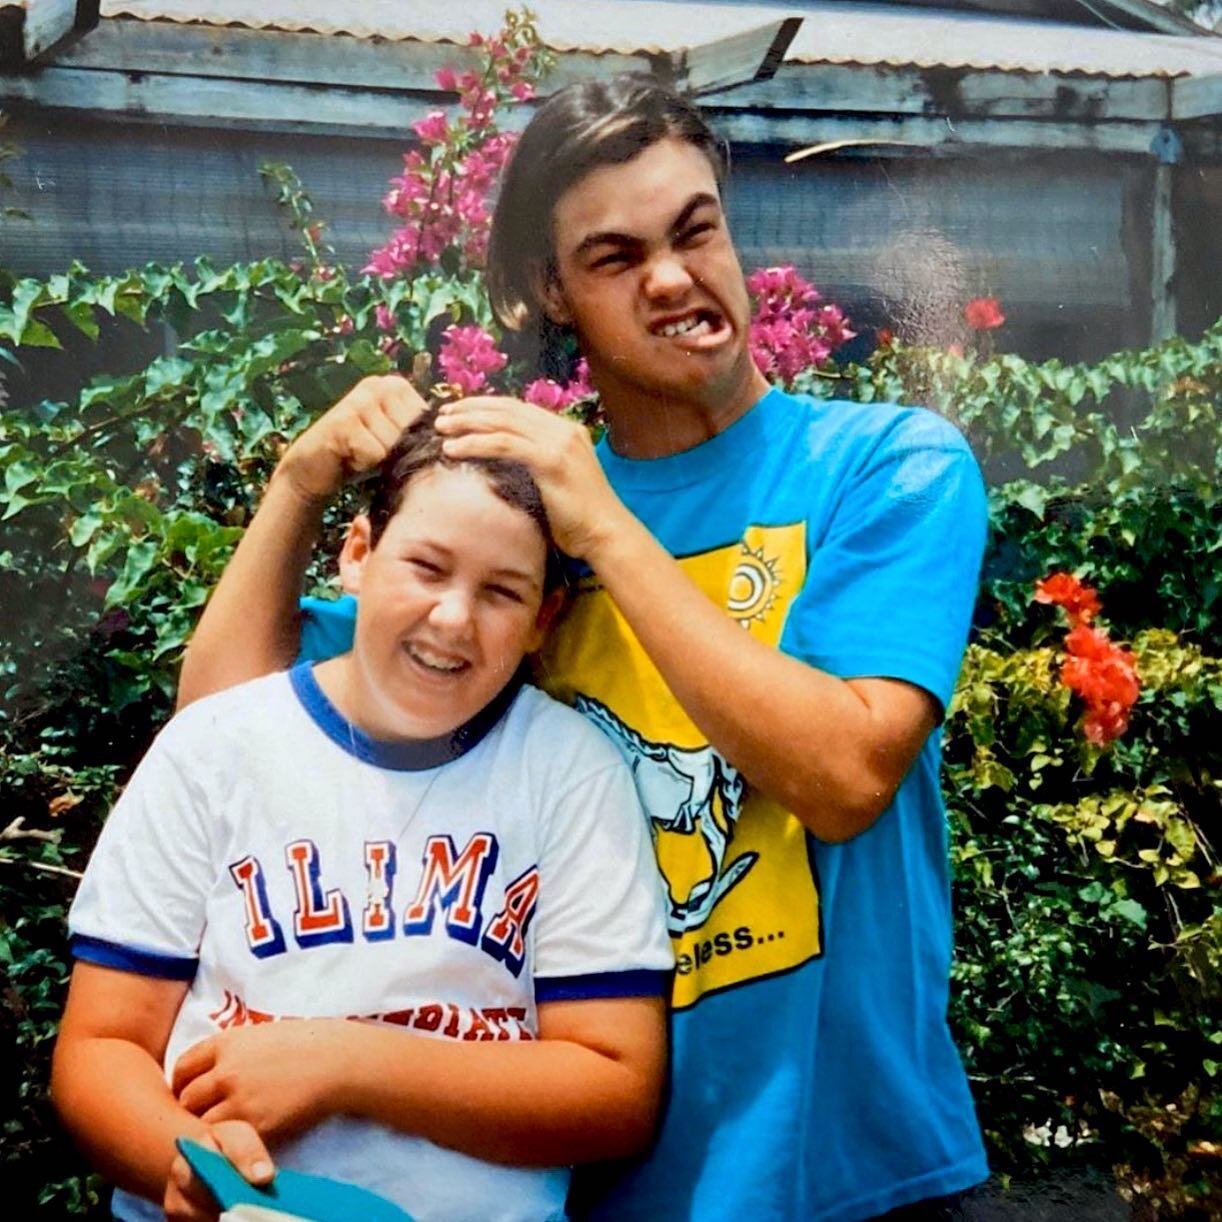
[19, 319, 61, 348]
[68, 513, 103, 548]
[1112, 899, 1147, 930]
[106, 540, 160, 605]
[63, 298, 100, 341]
[4, 457, 37, 496]
[144, 355, 194, 396]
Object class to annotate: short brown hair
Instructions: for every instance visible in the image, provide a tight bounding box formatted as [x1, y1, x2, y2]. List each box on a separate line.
[487, 74, 728, 332]
[367, 410, 563, 591]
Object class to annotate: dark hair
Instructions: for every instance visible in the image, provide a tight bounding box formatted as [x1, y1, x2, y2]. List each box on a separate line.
[487, 74, 728, 332]
[367, 409, 564, 592]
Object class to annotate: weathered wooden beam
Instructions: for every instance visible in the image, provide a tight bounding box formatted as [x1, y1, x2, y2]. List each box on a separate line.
[55, 23, 1183, 125]
[0, 66, 450, 135]
[709, 109, 1168, 157]
[0, 0, 80, 67]
[1171, 72, 1222, 120]
[52, 19, 653, 90]
[1, 63, 1183, 157]
[678, 17, 802, 96]
[704, 62, 1173, 123]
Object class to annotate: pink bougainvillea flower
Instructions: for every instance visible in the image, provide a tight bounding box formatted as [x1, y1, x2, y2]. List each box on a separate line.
[522, 359, 593, 412]
[365, 19, 548, 277]
[438, 325, 508, 395]
[523, 379, 574, 411]
[373, 304, 396, 333]
[746, 265, 854, 384]
[964, 296, 1005, 330]
[411, 111, 449, 145]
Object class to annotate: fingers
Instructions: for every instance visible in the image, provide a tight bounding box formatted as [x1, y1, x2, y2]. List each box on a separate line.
[435, 395, 542, 431]
[339, 375, 426, 471]
[171, 1038, 217, 1097]
[165, 1143, 222, 1222]
[434, 407, 531, 439]
[340, 418, 401, 474]
[277, 374, 427, 500]
[176, 1070, 227, 1118]
[163, 1121, 273, 1221]
[212, 1118, 276, 1186]
[353, 374, 424, 439]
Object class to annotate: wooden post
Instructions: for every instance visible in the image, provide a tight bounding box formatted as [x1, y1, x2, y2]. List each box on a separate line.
[1150, 126, 1181, 344]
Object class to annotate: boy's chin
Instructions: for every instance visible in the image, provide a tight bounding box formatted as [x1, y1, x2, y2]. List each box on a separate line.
[375, 678, 515, 742]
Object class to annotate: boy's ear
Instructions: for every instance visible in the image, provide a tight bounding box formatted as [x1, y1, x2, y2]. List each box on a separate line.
[526, 586, 567, 652]
[532, 262, 572, 327]
[338, 515, 374, 595]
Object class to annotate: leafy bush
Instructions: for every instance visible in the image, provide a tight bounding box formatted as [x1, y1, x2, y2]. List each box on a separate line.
[1, 9, 1219, 1215]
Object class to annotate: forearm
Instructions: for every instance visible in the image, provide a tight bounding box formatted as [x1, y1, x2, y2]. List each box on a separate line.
[586, 511, 910, 839]
[53, 1036, 209, 1203]
[332, 1022, 661, 1166]
[177, 470, 323, 709]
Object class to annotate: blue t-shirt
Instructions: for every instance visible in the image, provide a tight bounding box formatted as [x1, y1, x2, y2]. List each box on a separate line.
[300, 387, 989, 1221]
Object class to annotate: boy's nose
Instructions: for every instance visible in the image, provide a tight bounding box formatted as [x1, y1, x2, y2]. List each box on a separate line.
[643, 253, 694, 299]
[429, 587, 475, 634]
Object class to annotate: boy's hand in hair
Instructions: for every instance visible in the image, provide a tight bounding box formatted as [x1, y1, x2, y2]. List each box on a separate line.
[435, 396, 627, 560]
[278, 374, 428, 504]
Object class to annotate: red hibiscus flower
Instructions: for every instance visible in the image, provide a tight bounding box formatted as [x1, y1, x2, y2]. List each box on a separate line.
[1034, 575, 1140, 745]
[964, 296, 1005, 331]
[1034, 572, 1102, 627]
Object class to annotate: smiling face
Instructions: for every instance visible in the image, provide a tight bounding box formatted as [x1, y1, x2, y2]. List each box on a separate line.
[544, 137, 769, 450]
[335, 465, 557, 740]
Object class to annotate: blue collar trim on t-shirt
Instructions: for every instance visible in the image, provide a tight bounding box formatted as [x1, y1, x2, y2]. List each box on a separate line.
[289, 662, 524, 772]
[596, 385, 795, 492]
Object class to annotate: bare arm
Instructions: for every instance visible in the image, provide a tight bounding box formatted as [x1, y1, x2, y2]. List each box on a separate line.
[435, 398, 941, 842]
[177, 375, 428, 709]
[173, 995, 667, 1166]
[51, 963, 273, 1219]
[583, 511, 938, 841]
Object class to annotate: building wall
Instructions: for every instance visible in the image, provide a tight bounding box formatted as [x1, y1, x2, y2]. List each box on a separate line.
[0, 107, 1202, 401]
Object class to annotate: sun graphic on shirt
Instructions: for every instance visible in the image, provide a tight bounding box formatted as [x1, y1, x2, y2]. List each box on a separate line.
[727, 543, 781, 629]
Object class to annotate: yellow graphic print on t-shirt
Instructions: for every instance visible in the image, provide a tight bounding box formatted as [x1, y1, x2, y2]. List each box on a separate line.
[537, 523, 821, 1011]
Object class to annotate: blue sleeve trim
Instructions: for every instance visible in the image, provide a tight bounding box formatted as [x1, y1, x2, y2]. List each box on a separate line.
[70, 934, 198, 982]
[534, 969, 671, 1002]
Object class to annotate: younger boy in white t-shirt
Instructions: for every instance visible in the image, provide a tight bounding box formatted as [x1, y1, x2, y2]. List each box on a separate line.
[52, 404, 672, 1222]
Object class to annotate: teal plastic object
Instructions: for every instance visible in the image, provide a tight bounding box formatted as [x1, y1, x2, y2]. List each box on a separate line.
[176, 1138, 415, 1222]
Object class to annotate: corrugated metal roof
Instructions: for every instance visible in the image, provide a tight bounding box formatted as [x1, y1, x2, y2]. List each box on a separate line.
[99, 0, 1222, 78]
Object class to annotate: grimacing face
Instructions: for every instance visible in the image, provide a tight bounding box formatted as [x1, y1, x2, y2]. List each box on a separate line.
[338, 465, 558, 740]
[543, 137, 765, 419]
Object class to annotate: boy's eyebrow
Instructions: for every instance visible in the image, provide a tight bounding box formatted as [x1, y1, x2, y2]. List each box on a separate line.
[667, 192, 720, 238]
[572, 192, 720, 258]
[406, 540, 540, 588]
[489, 564, 541, 588]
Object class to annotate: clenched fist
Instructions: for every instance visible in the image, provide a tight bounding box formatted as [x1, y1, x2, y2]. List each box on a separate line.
[278, 375, 429, 503]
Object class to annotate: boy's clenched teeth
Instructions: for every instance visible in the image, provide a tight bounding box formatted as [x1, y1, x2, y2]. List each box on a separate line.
[405, 642, 469, 674]
[653, 310, 714, 337]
